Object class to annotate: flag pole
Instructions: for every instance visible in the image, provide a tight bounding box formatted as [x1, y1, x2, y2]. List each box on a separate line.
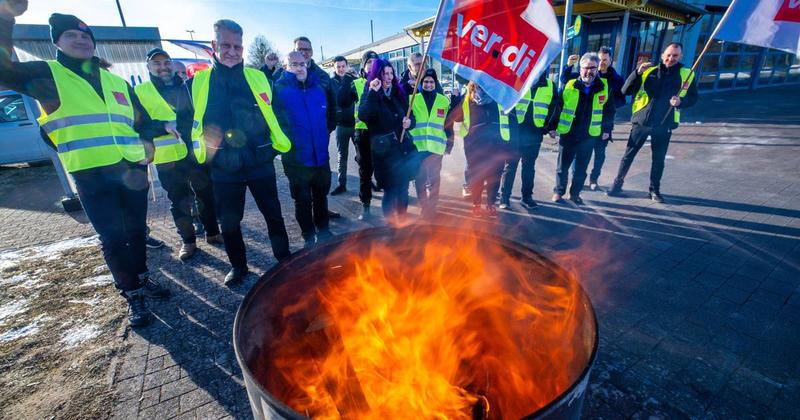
[400, 0, 446, 143]
[557, 0, 574, 91]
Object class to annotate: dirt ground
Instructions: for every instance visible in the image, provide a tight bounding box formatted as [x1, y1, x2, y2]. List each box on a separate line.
[0, 237, 128, 419]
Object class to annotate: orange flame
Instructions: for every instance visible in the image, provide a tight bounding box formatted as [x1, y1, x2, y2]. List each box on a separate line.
[261, 226, 594, 419]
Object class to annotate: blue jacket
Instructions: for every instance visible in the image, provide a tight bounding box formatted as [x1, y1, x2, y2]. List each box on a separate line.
[273, 71, 335, 167]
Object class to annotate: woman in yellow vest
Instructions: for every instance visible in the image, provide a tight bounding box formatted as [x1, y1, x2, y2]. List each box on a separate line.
[408, 69, 455, 219]
[548, 53, 615, 206]
[0, 7, 177, 327]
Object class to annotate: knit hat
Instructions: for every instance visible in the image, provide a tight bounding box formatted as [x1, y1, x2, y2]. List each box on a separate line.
[361, 50, 378, 70]
[49, 13, 95, 46]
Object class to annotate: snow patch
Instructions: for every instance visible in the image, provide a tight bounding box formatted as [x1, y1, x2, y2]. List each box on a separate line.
[0, 273, 28, 286]
[60, 324, 101, 347]
[92, 265, 109, 275]
[0, 315, 50, 342]
[81, 275, 114, 287]
[0, 236, 99, 271]
[0, 299, 29, 325]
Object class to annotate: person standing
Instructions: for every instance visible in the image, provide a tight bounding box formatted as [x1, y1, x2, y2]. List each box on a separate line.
[408, 69, 454, 219]
[499, 70, 558, 210]
[399, 52, 424, 96]
[135, 48, 222, 261]
[358, 59, 414, 224]
[172, 61, 188, 82]
[549, 53, 615, 205]
[329, 55, 356, 195]
[273, 52, 336, 246]
[607, 42, 697, 203]
[260, 51, 281, 82]
[338, 50, 379, 220]
[0, 5, 174, 327]
[188, 19, 292, 285]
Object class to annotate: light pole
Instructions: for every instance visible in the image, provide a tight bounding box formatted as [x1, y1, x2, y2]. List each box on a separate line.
[115, 0, 127, 27]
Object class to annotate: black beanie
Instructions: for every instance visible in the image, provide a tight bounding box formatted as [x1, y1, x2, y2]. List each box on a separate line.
[49, 13, 95, 46]
[361, 50, 378, 70]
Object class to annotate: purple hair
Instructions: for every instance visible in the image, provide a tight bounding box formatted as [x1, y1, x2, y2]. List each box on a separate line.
[366, 58, 402, 96]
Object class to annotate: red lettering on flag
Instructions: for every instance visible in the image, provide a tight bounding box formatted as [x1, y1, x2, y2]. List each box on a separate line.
[437, 108, 445, 118]
[113, 91, 129, 106]
[775, 0, 800, 23]
[440, 0, 549, 89]
[259, 92, 271, 105]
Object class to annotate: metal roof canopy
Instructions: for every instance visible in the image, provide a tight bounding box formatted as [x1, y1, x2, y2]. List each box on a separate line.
[11, 24, 161, 63]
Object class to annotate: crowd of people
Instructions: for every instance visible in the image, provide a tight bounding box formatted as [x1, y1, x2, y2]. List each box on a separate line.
[0, 0, 697, 327]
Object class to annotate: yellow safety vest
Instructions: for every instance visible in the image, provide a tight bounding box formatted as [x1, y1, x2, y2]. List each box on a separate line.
[134, 81, 188, 164]
[37, 60, 144, 173]
[191, 67, 291, 164]
[515, 79, 555, 128]
[557, 78, 609, 137]
[632, 66, 695, 125]
[353, 78, 367, 129]
[459, 99, 510, 142]
[408, 93, 450, 155]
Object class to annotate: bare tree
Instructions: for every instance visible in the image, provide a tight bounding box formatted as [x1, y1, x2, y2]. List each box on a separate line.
[246, 35, 279, 68]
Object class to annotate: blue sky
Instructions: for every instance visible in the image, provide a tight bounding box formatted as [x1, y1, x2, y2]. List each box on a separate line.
[17, 0, 438, 61]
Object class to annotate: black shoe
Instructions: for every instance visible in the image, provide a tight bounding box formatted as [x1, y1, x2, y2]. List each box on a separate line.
[139, 274, 171, 299]
[330, 185, 347, 196]
[569, 195, 584, 205]
[317, 229, 334, 242]
[498, 198, 511, 210]
[193, 220, 206, 236]
[224, 266, 249, 286]
[145, 236, 164, 249]
[520, 196, 538, 210]
[303, 235, 317, 247]
[589, 181, 599, 191]
[123, 288, 151, 327]
[371, 182, 382, 192]
[606, 184, 623, 197]
[328, 210, 341, 219]
[358, 205, 372, 221]
[650, 191, 665, 203]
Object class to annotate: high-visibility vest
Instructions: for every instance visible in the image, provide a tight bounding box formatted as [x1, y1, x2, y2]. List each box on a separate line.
[515, 79, 555, 127]
[37, 60, 144, 173]
[353, 78, 367, 129]
[134, 81, 188, 164]
[557, 78, 609, 137]
[459, 99, 510, 141]
[408, 93, 450, 155]
[632, 66, 695, 125]
[190, 67, 291, 164]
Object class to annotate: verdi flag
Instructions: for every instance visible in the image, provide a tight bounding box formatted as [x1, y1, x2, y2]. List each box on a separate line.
[427, 0, 562, 111]
[715, 0, 800, 56]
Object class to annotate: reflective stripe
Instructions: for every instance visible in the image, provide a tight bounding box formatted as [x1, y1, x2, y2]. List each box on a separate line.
[42, 113, 134, 134]
[192, 140, 201, 150]
[533, 102, 549, 108]
[192, 120, 200, 129]
[413, 135, 448, 144]
[533, 113, 548, 120]
[560, 109, 575, 116]
[500, 124, 510, 129]
[56, 135, 141, 153]
[414, 122, 445, 131]
[592, 110, 603, 115]
[154, 137, 182, 147]
[558, 118, 572, 126]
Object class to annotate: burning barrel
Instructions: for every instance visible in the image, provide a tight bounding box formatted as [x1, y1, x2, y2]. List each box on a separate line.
[234, 226, 598, 419]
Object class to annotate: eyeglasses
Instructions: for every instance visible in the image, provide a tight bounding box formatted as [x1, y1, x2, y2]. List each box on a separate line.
[580, 66, 598, 70]
[289, 62, 307, 68]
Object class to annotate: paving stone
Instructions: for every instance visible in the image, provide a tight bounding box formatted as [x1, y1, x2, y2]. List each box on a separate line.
[143, 366, 182, 391]
[137, 396, 179, 419]
[160, 376, 199, 402]
[179, 388, 216, 414]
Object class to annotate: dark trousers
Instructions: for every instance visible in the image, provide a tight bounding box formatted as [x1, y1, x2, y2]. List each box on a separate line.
[285, 164, 331, 239]
[213, 166, 290, 268]
[554, 138, 595, 197]
[589, 137, 610, 183]
[613, 124, 672, 193]
[334, 125, 355, 188]
[157, 160, 219, 244]
[73, 162, 149, 292]
[413, 152, 443, 215]
[354, 129, 373, 205]
[500, 139, 543, 200]
[465, 146, 506, 207]
[382, 183, 409, 220]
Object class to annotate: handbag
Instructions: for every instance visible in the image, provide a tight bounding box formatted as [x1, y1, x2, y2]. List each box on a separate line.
[371, 132, 396, 158]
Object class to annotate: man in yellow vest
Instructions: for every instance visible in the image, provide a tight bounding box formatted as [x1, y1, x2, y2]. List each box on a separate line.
[499, 70, 558, 210]
[0, 5, 177, 327]
[408, 69, 454, 219]
[188, 19, 292, 285]
[548, 53, 615, 205]
[337, 50, 380, 220]
[607, 42, 697, 203]
[136, 48, 222, 261]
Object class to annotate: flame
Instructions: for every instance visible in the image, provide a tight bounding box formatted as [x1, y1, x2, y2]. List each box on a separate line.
[261, 227, 593, 419]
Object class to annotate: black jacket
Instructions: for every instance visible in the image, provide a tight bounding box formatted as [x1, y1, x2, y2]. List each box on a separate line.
[145, 75, 194, 154]
[549, 77, 616, 143]
[622, 62, 698, 129]
[260, 64, 281, 83]
[0, 15, 157, 150]
[331, 72, 357, 127]
[186, 57, 276, 182]
[337, 76, 368, 130]
[561, 64, 627, 109]
[518, 72, 561, 142]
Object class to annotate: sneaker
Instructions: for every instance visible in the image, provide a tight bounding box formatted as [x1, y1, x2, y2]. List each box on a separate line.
[331, 185, 347, 195]
[551, 193, 563, 203]
[145, 236, 164, 249]
[569, 195, 584, 205]
[462, 185, 472, 199]
[139, 275, 171, 299]
[650, 191, 665, 203]
[498, 198, 510, 210]
[471, 204, 483, 217]
[358, 205, 372, 221]
[224, 266, 249, 286]
[206, 234, 224, 245]
[589, 181, 599, 191]
[178, 243, 196, 261]
[122, 288, 151, 327]
[606, 184, 623, 197]
[485, 205, 498, 219]
[520, 196, 538, 210]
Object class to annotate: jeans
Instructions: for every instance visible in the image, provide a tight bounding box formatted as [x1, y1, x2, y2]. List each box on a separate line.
[382, 183, 409, 220]
[334, 125, 355, 188]
[413, 152, 443, 215]
[554, 138, 595, 197]
[354, 129, 373, 205]
[284, 164, 331, 239]
[613, 124, 672, 193]
[589, 137, 610, 183]
[72, 162, 149, 292]
[157, 159, 219, 244]
[500, 140, 543, 200]
[213, 165, 290, 268]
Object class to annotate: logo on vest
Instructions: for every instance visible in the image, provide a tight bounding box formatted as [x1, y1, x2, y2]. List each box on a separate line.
[598, 95, 606, 104]
[775, 0, 800, 22]
[437, 108, 445, 118]
[112, 92, 129, 106]
[259, 92, 271, 105]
